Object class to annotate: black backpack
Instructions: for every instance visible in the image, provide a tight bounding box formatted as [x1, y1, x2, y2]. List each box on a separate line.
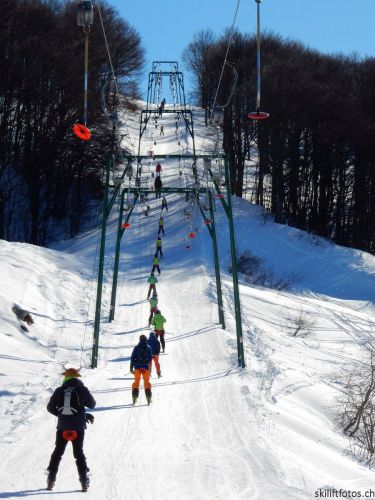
[136, 345, 150, 364]
[57, 387, 81, 416]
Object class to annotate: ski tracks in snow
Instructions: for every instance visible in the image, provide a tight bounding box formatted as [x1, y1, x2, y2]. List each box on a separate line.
[219, 278, 310, 499]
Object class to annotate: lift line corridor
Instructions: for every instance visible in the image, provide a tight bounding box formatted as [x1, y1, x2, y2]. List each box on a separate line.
[91, 62, 245, 370]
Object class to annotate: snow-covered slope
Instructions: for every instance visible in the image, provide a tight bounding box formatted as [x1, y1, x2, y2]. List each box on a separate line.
[1, 105, 375, 499]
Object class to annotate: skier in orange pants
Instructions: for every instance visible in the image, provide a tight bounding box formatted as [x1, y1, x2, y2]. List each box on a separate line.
[130, 335, 153, 404]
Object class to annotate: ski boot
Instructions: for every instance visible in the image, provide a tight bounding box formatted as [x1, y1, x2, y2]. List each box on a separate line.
[46, 472, 56, 491]
[157, 372, 162, 378]
[132, 388, 139, 405]
[145, 388, 152, 405]
[80, 477, 90, 492]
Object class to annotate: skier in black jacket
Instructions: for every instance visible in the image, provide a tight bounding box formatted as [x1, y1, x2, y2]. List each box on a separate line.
[46, 368, 96, 491]
[130, 335, 153, 404]
[154, 176, 162, 199]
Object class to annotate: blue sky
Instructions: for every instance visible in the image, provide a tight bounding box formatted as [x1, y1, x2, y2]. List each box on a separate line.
[108, 0, 374, 98]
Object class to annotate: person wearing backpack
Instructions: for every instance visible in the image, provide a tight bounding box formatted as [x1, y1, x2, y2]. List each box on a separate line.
[151, 253, 161, 275]
[130, 335, 153, 404]
[148, 331, 162, 378]
[148, 292, 158, 327]
[46, 368, 96, 492]
[146, 272, 158, 299]
[150, 309, 167, 353]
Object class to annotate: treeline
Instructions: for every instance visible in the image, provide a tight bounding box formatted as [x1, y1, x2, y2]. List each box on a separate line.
[184, 31, 375, 253]
[0, 0, 143, 244]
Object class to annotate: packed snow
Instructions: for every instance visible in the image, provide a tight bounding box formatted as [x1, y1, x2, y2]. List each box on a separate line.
[1, 103, 375, 499]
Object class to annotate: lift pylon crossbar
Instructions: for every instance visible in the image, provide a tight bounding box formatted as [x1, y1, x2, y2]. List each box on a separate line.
[122, 154, 224, 161]
[148, 71, 184, 77]
[140, 109, 193, 114]
[124, 187, 207, 195]
[152, 61, 179, 71]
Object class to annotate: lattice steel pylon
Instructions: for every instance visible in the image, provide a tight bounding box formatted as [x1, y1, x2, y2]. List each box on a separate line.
[139, 61, 195, 155]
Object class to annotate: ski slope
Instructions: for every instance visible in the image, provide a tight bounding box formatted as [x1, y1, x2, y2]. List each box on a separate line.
[1, 104, 375, 499]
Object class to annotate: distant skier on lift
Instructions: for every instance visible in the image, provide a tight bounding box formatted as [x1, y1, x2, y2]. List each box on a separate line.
[151, 309, 167, 353]
[158, 216, 165, 235]
[151, 253, 161, 275]
[147, 272, 158, 299]
[154, 175, 162, 199]
[130, 334, 153, 404]
[155, 237, 163, 258]
[155, 162, 162, 176]
[148, 292, 158, 327]
[161, 195, 168, 212]
[192, 160, 198, 179]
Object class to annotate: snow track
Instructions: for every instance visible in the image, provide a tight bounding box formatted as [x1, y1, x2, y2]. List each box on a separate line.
[1, 107, 375, 498]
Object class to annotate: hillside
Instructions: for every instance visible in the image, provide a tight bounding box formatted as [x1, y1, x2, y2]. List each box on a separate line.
[1, 105, 375, 499]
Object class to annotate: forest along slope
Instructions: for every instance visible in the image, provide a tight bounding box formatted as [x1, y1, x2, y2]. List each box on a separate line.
[0, 106, 375, 499]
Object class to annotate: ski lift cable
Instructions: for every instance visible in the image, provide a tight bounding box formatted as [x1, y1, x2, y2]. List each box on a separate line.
[77, 195, 103, 368]
[138, 208, 144, 326]
[209, 0, 241, 124]
[217, 63, 238, 109]
[118, 190, 136, 315]
[79, 217, 102, 367]
[97, 2, 138, 156]
[97, 2, 120, 99]
[197, 0, 241, 156]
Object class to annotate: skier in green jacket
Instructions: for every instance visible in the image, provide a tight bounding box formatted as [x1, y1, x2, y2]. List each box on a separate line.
[151, 309, 167, 352]
[147, 272, 158, 299]
[151, 254, 161, 275]
[158, 216, 165, 236]
[155, 237, 163, 259]
[148, 292, 158, 327]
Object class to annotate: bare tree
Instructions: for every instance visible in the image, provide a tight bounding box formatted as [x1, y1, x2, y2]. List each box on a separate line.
[184, 28, 375, 254]
[341, 350, 375, 465]
[0, 0, 145, 244]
